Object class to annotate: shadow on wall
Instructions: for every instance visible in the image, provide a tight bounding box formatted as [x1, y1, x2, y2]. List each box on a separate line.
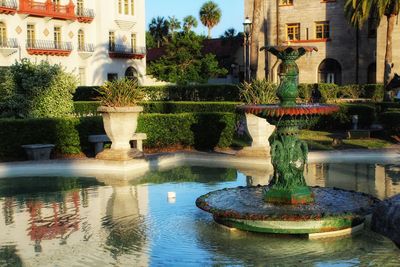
[91, 37, 141, 86]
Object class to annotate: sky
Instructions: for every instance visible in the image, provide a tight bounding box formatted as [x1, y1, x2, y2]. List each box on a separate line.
[146, 0, 244, 38]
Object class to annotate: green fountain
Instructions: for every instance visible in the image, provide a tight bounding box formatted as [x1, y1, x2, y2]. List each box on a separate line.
[196, 46, 378, 236]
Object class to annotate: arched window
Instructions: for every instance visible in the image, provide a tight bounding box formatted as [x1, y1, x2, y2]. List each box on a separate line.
[367, 62, 377, 84]
[0, 22, 6, 47]
[318, 58, 342, 85]
[78, 29, 84, 51]
[125, 66, 138, 81]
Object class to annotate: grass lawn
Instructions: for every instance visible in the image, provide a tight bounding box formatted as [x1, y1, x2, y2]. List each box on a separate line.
[233, 130, 394, 151]
[299, 130, 393, 150]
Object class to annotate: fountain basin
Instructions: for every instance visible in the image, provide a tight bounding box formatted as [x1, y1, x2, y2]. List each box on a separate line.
[196, 186, 379, 235]
[237, 104, 340, 118]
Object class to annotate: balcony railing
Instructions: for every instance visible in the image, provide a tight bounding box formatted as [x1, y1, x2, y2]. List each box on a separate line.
[78, 43, 94, 52]
[76, 7, 94, 23]
[0, 38, 18, 48]
[0, 0, 17, 14]
[108, 44, 146, 59]
[0, 38, 18, 56]
[26, 40, 72, 56]
[18, 0, 76, 20]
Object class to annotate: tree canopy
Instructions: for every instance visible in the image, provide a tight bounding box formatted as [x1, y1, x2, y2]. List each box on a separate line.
[199, 1, 222, 38]
[147, 32, 227, 84]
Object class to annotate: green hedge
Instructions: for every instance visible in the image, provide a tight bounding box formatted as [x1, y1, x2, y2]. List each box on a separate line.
[375, 102, 400, 112]
[312, 103, 376, 130]
[0, 112, 236, 160]
[380, 111, 400, 136]
[298, 83, 383, 102]
[74, 84, 240, 102]
[73, 101, 239, 116]
[73, 86, 101, 101]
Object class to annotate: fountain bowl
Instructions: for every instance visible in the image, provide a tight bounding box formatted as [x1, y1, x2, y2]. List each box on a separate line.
[196, 186, 379, 236]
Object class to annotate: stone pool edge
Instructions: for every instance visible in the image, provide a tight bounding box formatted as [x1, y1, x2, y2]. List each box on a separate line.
[0, 148, 398, 180]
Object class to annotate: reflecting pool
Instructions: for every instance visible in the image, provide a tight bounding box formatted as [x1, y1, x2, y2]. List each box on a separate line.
[0, 164, 399, 266]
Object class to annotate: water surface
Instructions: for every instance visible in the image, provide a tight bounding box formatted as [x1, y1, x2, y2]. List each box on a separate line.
[0, 164, 399, 266]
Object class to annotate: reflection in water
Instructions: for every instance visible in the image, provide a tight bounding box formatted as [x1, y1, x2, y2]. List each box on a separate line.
[305, 163, 400, 199]
[0, 166, 398, 266]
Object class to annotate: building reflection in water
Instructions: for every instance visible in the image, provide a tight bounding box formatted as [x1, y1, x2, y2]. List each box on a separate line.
[0, 176, 149, 266]
[304, 163, 400, 199]
[242, 162, 400, 200]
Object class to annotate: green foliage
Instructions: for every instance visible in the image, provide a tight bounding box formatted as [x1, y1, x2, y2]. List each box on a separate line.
[238, 79, 278, 104]
[148, 31, 227, 84]
[298, 84, 312, 100]
[199, 0, 222, 38]
[311, 103, 376, 130]
[183, 15, 198, 32]
[0, 112, 237, 160]
[380, 111, 400, 136]
[362, 84, 384, 101]
[148, 16, 169, 48]
[133, 166, 236, 185]
[97, 78, 144, 107]
[74, 84, 240, 102]
[375, 101, 400, 112]
[318, 83, 339, 103]
[338, 84, 363, 99]
[74, 101, 238, 116]
[141, 84, 240, 101]
[146, 31, 157, 49]
[141, 101, 238, 113]
[137, 112, 236, 149]
[73, 86, 101, 101]
[2, 59, 77, 118]
[0, 67, 15, 102]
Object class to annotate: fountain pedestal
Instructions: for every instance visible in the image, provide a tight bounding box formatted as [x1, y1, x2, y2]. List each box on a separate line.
[196, 46, 378, 236]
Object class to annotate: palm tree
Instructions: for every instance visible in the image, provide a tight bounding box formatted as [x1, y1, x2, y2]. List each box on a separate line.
[345, 0, 400, 86]
[168, 16, 181, 37]
[183, 15, 198, 33]
[221, 28, 237, 39]
[149, 16, 169, 48]
[199, 1, 222, 38]
[250, 0, 262, 79]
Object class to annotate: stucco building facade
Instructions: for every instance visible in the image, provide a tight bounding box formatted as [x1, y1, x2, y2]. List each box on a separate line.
[245, 0, 398, 85]
[0, 0, 146, 86]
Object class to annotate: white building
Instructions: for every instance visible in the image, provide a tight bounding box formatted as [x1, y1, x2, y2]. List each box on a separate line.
[0, 0, 146, 86]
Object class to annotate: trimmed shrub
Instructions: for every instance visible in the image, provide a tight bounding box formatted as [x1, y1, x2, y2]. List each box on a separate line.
[74, 101, 239, 116]
[73, 86, 101, 101]
[5, 59, 77, 118]
[311, 103, 376, 130]
[380, 111, 400, 136]
[375, 102, 400, 112]
[318, 83, 339, 102]
[298, 84, 313, 100]
[137, 112, 236, 149]
[74, 84, 241, 102]
[362, 84, 384, 101]
[338, 84, 363, 99]
[0, 112, 236, 160]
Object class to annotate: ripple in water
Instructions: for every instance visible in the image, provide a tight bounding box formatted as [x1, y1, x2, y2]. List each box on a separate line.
[0, 166, 398, 266]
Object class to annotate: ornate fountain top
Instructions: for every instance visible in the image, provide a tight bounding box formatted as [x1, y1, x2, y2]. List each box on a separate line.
[261, 45, 318, 61]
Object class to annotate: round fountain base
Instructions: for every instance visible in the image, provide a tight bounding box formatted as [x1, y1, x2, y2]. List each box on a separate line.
[196, 186, 379, 235]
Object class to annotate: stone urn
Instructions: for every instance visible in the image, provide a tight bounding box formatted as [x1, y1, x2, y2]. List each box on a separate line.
[96, 106, 143, 160]
[237, 113, 275, 158]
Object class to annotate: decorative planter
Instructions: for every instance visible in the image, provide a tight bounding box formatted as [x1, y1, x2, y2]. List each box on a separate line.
[96, 106, 143, 160]
[237, 113, 275, 158]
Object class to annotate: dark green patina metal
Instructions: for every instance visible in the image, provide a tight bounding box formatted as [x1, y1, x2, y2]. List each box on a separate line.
[263, 46, 317, 204]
